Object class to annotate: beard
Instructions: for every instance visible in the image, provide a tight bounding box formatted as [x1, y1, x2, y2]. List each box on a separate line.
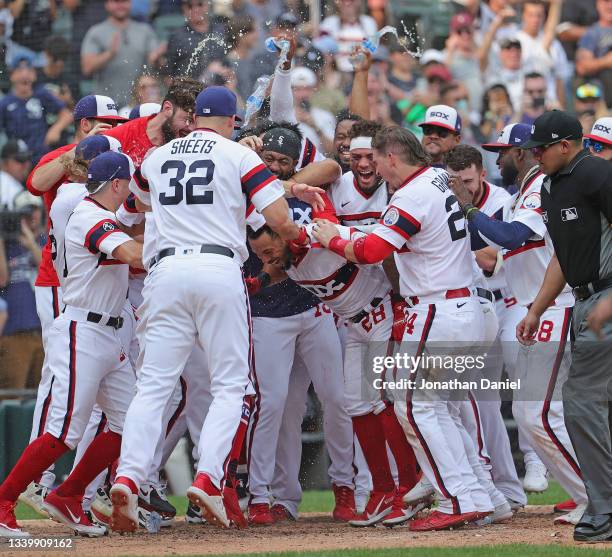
[276, 168, 296, 181]
[501, 162, 519, 189]
[161, 120, 177, 145]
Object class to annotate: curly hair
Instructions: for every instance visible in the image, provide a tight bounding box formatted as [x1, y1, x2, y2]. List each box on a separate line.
[163, 76, 204, 112]
[348, 119, 383, 140]
[59, 153, 89, 181]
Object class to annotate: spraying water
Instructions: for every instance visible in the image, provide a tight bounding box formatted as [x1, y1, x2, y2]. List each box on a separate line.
[399, 21, 424, 59]
[243, 75, 272, 127]
[264, 37, 291, 70]
[185, 34, 227, 76]
[350, 25, 398, 67]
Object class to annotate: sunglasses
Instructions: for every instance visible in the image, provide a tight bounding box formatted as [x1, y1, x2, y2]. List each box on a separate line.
[422, 125, 454, 138]
[576, 83, 602, 100]
[584, 138, 609, 153]
[530, 136, 571, 157]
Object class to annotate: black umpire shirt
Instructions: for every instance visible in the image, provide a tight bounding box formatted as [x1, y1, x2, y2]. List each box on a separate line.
[541, 150, 612, 288]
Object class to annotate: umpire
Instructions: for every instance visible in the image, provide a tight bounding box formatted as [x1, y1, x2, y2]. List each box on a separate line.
[519, 110, 612, 542]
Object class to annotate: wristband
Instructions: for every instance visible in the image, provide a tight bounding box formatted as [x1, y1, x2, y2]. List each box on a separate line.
[462, 203, 477, 219]
[329, 236, 349, 257]
[391, 292, 405, 304]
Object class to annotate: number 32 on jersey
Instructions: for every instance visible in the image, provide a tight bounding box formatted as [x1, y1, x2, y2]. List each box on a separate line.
[159, 159, 216, 206]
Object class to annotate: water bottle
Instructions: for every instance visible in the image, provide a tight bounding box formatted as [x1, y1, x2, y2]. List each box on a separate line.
[265, 37, 291, 68]
[243, 75, 272, 127]
[145, 511, 162, 533]
[351, 26, 399, 68]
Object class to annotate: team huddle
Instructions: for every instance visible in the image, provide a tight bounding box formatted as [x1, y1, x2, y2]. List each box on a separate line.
[0, 66, 595, 538]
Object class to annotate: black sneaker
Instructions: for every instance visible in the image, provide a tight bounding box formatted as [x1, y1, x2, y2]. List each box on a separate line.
[185, 501, 204, 524]
[138, 483, 176, 527]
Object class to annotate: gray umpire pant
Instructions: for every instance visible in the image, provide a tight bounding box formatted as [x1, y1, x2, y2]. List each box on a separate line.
[562, 289, 612, 516]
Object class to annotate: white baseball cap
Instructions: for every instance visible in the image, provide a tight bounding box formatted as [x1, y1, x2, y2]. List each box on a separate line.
[290, 67, 317, 88]
[419, 104, 462, 134]
[584, 117, 612, 146]
[419, 49, 445, 66]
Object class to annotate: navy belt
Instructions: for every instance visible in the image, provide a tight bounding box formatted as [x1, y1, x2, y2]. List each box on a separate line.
[152, 244, 235, 267]
[492, 289, 503, 301]
[572, 277, 612, 301]
[349, 297, 383, 323]
[476, 288, 494, 303]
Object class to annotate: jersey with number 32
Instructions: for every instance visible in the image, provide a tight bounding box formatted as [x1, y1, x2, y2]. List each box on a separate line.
[373, 166, 473, 298]
[130, 129, 285, 263]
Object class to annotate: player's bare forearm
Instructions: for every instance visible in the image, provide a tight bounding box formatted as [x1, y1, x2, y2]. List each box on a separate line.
[475, 247, 498, 272]
[261, 197, 301, 240]
[529, 254, 567, 318]
[382, 255, 400, 293]
[116, 221, 145, 237]
[112, 240, 144, 269]
[29, 150, 74, 193]
[291, 159, 341, 187]
[135, 198, 151, 212]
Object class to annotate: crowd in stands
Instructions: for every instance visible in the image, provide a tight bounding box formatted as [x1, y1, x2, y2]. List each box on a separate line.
[0, 0, 611, 389]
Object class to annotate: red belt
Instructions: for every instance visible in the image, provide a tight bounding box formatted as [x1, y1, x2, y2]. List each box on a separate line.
[407, 287, 471, 307]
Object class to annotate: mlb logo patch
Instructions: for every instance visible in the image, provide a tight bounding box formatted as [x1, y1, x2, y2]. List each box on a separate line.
[561, 207, 578, 221]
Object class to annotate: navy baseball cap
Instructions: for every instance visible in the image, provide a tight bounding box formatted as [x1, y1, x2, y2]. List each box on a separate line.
[87, 151, 134, 183]
[521, 110, 582, 149]
[129, 102, 161, 120]
[75, 135, 122, 161]
[195, 86, 242, 121]
[482, 123, 532, 152]
[74, 95, 128, 122]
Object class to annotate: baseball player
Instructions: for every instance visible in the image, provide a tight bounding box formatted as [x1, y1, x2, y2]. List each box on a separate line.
[243, 127, 354, 526]
[0, 151, 142, 538]
[313, 126, 495, 531]
[583, 117, 612, 161]
[111, 86, 304, 532]
[480, 124, 550, 499]
[449, 132, 588, 525]
[418, 105, 462, 168]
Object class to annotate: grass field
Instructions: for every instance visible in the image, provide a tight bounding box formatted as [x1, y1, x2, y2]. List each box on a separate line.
[14, 482, 570, 520]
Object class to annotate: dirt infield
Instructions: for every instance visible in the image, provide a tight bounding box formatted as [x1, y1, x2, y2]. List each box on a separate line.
[0, 506, 600, 557]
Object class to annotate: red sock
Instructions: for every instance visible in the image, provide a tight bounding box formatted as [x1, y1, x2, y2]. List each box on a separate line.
[380, 404, 418, 490]
[55, 431, 122, 498]
[352, 412, 394, 493]
[0, 433, 68, 502]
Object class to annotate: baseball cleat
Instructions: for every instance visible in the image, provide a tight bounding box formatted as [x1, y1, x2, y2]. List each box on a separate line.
[409, 510, 479, 531]
[382, 500, 429, 527]
[332, 484, 356, 522]
[522, 462, 548, 493]
[223, 485, 248, 529]
[554, 503, 587, 525]
[475, 501, 513, 525]
[42, 491, 107, 537]
[236, 467, 249, 512]
[91, 486, 112, 525]
[0, 500, 30, 538]
[349, 491, 395, 527]
[248, 503, 274, 526]
[271, 504, 295, 523]
[554, 499, 577, 513]
[138, 482, 176, 527]
[506, 498, 525, 512]
[110, 480, 139, 533]
[185, 501, 204, 524]
[187, 473, 229, 528]
[403, 476, 436, 506]
[18, 482, 49, 517]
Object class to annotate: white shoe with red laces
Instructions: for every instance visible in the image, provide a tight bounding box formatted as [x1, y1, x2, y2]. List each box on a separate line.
[349, 491, 395, 527]
[0, 500, 30, 538]
[42, 491, 107, 537]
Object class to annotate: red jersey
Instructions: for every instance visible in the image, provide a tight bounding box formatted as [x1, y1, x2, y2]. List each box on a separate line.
[103, 115, 155, 167]
[27, 143, 75, 287]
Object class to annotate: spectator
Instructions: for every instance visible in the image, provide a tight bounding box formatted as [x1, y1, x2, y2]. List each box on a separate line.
[6, 0, 56, 67]
[200, 58, 243, 104]
[576, 0, 612, 108]
[518, 71, 551, 125]
[233, 0, 287, 52]
[63, 0, 107, 68]
[0, 190, 44, 390]
[478, 82, 515, 141]
[476, 0, 519, 43]
[516, 0, 569, 106]
[290, 66, 336, 153]
[36, 36, 80, 109]
[118, 72, 163, 117]
[386, 43, 417, 97]
[574, 82, 608, 132]
[445, 12, 484, 112]
[0, 140, 31, 210]
[557, 0, 598, 62]
[302, 45, 345, 116]
[81, 0, 163, 106]
[367, 65, 401, 127]
[226, 16, 259, 101]
[164, 0, 226, 78]
[319, 0, 378, 73]
[0, 59, 72, 163]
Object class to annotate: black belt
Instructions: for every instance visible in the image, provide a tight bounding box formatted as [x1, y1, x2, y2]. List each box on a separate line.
[476, 288, 494, 303]
[87, 312, 124, 330]
[572, 277, 612, 302]
[349, 297, 383, 323]
[492, 289, 503, 301]
[156, 244, 235, 265]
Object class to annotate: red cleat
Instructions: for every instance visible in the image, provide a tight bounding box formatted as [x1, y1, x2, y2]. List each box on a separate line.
[271, 504, 294, 523]
[409, 510, 479, 531]
[332, 484, 356, 522]
[349, 491, 395, 527]
[109, 479, 138, 533]
[187, 473, 229, 528]
[554, 499, 577, 513]
[0, 500, 30, 538]
[248, 503, 274, 525]
[222, 485, 247, 529]
[43, 491, 106, 537]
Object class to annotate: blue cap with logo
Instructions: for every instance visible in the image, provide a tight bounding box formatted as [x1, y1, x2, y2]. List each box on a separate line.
[195, 86, 242, 121]
[74, 95, 128, 122]
[482, 123, 532, 152]
[87, 151, 134, 183]
[75, 135, 122, 161]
